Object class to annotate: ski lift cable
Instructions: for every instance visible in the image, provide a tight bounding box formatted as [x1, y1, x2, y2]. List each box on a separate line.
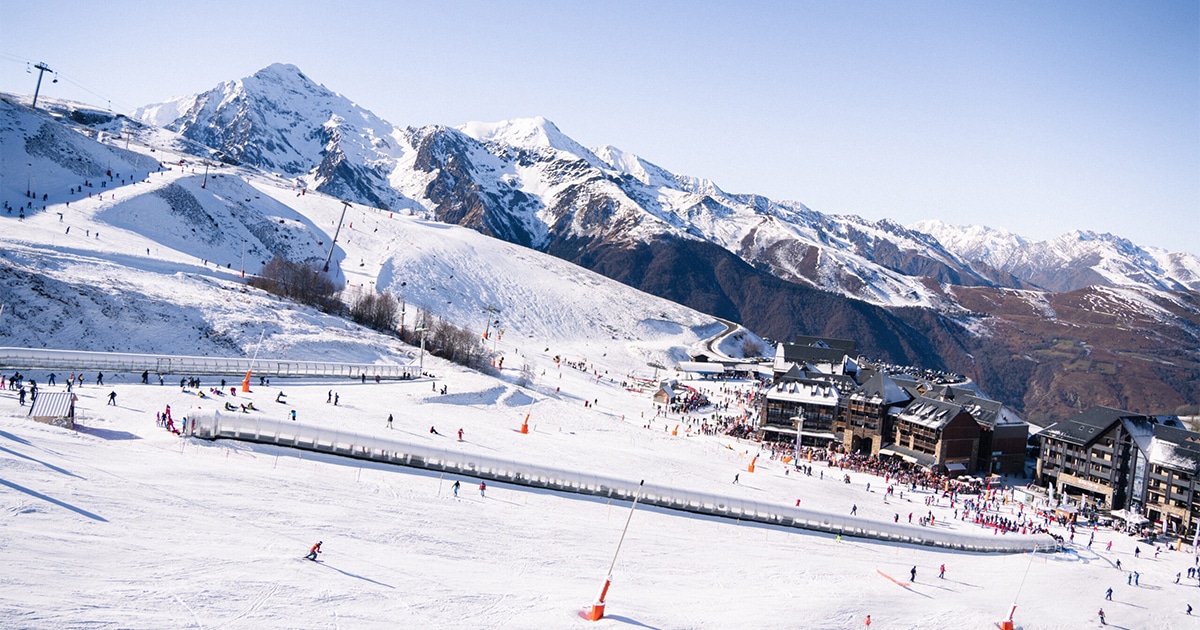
[47, 72, 135, 114]
[0, 53, 135, 113]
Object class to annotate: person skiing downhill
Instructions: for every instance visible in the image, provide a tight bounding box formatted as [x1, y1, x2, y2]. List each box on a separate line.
[306, 541, 322, 561]
[452, 480, 460, 497]
[910, 566, 917, 582]
[479, 481, 486, 497]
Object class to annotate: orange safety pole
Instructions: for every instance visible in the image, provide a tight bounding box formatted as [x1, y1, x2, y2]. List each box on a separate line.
[241, 371, 252, 393]
[583, 480, 645, 622]
[748, 456, 757, 473]
[520, 413, 530, 434]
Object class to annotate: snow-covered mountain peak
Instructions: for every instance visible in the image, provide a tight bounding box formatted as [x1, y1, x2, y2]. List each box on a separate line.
[592, 145, 727, 200]
[248, 62, 309, 83]
[458, 117, 603, 165]
[912, 220, 1200, 293]
[131, 63, 416, 211]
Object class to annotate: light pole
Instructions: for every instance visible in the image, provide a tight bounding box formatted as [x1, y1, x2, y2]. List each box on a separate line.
[26, 163, 32, 197]
[414, 326, 428, 374]
[240, 239, 246, 278]
[398, 281, 407, 334]
[793, 411, 805, 462]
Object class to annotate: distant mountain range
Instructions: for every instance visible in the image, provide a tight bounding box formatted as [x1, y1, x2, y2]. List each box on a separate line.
[53, 62, 1192, 423]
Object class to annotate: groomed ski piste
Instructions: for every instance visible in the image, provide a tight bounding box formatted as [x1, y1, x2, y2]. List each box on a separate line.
[0, 94, 1195, 628]
[2, 357, 1195, 629]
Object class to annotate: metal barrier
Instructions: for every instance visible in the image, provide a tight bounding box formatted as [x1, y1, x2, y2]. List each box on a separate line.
[0, 347, 420, 380]
[189, 412, 1060, 554]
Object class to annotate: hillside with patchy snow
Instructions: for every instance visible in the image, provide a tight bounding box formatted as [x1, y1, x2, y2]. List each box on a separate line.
[0, 94, 720, 374]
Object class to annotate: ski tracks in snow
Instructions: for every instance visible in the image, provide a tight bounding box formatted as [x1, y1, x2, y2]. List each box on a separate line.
[217, 583, 279, 628]
[172, 592, 204, 628]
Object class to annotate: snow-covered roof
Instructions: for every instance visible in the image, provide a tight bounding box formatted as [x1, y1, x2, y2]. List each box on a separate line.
[676, 361, 725, 374]
[1148, 424, 1200, 473]
[855, 371, 911, 407]
[896, 398, 965, 430]
[767, 380, 840, 406]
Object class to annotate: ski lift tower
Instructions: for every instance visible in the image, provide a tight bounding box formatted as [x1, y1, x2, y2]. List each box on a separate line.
[323, 201, 352, 272]
[30, 63, 53, 109]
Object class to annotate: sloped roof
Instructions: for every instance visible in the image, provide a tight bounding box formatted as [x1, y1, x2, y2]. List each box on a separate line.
[842, 355, 859, 374]
[767, 379, 841, 406]
[677, 361, 725, 374]
[880, 443, 937, 468]
[957, 395, 1026, 429]
[793, 335, 858, 352]
[777, 342, 856, 366]
[1038, 406, 1141, 447]
[779, 363, 807, 381]
[897, 397, 967, 430]
[28, 391, 75, 419]
[1148, 424, 1200, 474]
[857, 371, 911, 407]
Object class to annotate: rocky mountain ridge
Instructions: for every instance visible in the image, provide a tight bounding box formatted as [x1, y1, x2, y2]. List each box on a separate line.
[88, 64, 1194, 423]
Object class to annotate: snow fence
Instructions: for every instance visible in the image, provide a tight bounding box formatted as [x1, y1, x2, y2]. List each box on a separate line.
[189, 412, 1061, 554]
[0, 347, 420, 380]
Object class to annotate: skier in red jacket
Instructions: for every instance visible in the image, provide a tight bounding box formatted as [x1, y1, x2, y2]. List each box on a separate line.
[305, 541, 322, 561]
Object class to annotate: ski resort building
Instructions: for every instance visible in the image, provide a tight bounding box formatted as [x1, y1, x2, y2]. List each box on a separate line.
[771, 338, 859, 381]
[1035, 406, 1159, 512]
[840, 370, 911, 456]
[761, 377, 841, 446]
[888, 397, 981, 473]
[1142, 424, 1200, 538]
[758, 353, 1028, 476]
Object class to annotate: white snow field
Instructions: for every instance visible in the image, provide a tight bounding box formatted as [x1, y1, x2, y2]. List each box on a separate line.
[0, 95, 1194, 629]
[0, 362, 1195, 630]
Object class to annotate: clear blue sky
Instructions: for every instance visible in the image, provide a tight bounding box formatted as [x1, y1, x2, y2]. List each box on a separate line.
[3, 1, 1197, 254]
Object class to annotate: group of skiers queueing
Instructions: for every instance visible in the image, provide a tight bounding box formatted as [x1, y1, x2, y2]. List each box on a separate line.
[4, 372, 102, 406]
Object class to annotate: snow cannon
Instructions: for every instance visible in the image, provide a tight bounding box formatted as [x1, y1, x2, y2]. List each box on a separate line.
[520, 413, 529, 434]
[582, 575, 612, 621]
[748, 456, 757, 473]
[241, 371, 252, 393]
[672, 424, 678, 436]
[998, 603, 1017, 630]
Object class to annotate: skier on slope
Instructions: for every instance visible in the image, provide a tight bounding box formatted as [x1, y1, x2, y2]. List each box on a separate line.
[306, 541, 322, 561]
